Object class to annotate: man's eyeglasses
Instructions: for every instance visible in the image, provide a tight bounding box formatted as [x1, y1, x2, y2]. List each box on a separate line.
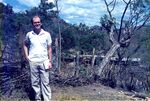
[33, 21, 41, 24]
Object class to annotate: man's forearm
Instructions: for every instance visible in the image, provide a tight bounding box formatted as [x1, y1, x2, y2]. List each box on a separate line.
[23, 44, 29, 60]
[48, 46, 52, 62]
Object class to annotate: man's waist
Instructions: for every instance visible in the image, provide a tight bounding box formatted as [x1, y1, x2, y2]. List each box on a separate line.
[28, 55, 48, 62]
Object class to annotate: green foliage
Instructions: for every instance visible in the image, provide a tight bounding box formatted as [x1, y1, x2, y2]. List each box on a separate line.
[0, 3, 4, 13]
[0, 3, 4, 59]
[143, 27, 150, 62]
[79, 32, 104, 52]
[3, 4, 14, 15]
[132, 0, 150, 17]
[0, 2, 4, 18]
[61, 23, 106, 53]
[62, 26, 77, 50]
[78, 25, 106, 52]
[0, 30, 2, 59]
[39, 2, 55, 12]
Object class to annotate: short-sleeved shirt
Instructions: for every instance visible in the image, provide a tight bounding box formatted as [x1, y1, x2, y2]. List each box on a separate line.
[24, 29, 52, 62]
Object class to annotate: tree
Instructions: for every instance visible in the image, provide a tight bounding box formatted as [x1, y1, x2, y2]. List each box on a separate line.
[0, 3, 4, 61]
[98, 0, 150, 75]
[39, 0, 57, 18]
[54, 0, 62, 73]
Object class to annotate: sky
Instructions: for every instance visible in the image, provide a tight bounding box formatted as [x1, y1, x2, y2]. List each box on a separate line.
[1, 0, 128, 26]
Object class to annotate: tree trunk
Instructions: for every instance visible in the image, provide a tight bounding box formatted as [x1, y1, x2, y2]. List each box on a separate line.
[74, 51, 80, 77]
[55, 0, 61, 73]
[98, 25, 120, 75]
[55, 38, 59, 71]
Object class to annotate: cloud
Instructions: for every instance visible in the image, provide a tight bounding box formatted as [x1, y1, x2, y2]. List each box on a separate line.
[47, 0, 55, 4]
[16, 0, 55, 7]
[0, 0, 2, 2]
[13, 5, 27, 12]
[59, 0, 130, 26]
[13, 7, 24, 12]
[58, 0, 107, 26]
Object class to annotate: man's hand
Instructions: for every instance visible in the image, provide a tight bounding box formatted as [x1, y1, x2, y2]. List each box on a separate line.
[48, 61, 52, 69]
[25, 56, 30, 62]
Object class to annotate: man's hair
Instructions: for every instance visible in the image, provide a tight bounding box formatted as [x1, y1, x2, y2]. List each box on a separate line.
[31, 15, 41, 24]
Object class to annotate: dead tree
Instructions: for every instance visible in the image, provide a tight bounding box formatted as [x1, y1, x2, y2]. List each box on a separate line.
[98, 0, 150, 75]
[98, 18, 120, 75]
[54, 0, 61, 73]
[55, 38, 59, 71]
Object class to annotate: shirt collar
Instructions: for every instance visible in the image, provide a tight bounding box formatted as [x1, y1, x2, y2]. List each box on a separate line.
[32, 29, 45, 35]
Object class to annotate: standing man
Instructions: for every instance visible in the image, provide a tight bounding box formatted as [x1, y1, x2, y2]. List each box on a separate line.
[23, 15, 52, 101]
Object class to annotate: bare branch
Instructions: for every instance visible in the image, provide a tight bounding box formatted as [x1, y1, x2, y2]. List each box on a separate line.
[123, 0, 128, 4]
[110, 0, 116, 12]
[118, 0, 132, 41]
[104, 0, 112, 18]
[108, 0, 115, 5]
[136, 16, 150, 30]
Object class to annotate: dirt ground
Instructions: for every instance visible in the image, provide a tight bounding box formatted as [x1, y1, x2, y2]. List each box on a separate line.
[52, 83, 148, 101]
[1, 83, 149, 101]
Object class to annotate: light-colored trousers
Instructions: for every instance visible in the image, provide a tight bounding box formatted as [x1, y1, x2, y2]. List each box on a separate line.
[29, 61, 51, 101]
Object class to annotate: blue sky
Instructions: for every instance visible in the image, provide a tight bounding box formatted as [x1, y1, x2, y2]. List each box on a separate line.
[1, 0, 128, 26]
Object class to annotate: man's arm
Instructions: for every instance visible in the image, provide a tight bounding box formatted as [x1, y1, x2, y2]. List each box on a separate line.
[48, 44, 52, 68]
[23, 42, 29, 61]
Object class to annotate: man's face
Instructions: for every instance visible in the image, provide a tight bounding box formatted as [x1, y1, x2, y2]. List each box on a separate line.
[32, 17, 42, 30]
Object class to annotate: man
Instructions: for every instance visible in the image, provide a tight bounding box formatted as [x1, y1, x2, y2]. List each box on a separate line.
[23, 15, 52, 101]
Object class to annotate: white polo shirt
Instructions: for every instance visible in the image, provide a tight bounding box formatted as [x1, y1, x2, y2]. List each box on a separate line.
[25, 29, 52, 62]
